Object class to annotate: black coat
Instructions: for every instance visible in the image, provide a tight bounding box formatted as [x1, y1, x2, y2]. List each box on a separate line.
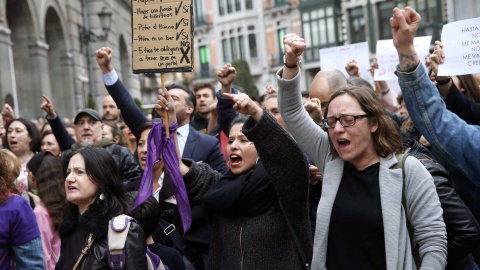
[55, 202, 148, 270]
[406, 141, 480, 270]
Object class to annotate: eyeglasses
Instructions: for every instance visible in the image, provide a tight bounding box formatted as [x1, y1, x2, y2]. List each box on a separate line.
[323, 114, 369, 129]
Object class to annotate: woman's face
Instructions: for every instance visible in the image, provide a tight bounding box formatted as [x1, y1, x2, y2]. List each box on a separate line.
[227, 123, 259, 175]
[327, 94, 378, 167]
[137, 128, 151, 170]
[41, 134, 61, 157]
[65, 154, 99, 213]
[7, 121, 32, 155]
[122, 126, 136, 141]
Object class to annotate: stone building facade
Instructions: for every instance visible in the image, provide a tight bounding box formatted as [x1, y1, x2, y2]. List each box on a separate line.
[0, 0, 139, 120]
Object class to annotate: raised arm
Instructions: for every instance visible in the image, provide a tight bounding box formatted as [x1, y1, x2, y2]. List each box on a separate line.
[216, 64, 239, 135]
[41, 95, 75, 151]
[96, 47, 148, 135]
[392, 7, 480, 184]
[156, 89, 222, 202]
[277, 33, 330, 174]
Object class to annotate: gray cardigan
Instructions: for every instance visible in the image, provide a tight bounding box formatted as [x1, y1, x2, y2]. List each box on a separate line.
[276, 67, 447, 270]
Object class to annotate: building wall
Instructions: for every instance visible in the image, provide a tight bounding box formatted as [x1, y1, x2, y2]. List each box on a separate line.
[0, 0, 139, 119]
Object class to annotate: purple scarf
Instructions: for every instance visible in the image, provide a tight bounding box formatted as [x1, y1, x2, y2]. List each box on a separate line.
[132, 120, 191, 233]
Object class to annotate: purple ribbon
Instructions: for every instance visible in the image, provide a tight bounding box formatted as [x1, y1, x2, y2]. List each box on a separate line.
[132, 120, 191, 233]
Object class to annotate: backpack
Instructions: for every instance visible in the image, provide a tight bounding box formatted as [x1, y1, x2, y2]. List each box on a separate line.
[107, 215, 166, 270]
[391, 154, 421, 268]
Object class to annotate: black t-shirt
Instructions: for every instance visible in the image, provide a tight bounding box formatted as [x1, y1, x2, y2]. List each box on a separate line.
[326, 161, 386, 270]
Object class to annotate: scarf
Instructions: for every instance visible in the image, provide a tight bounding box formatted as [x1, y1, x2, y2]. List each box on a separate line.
[202, 162, 277, 217]
[71, 138, 116, 150]
[132, 120, 191, 233]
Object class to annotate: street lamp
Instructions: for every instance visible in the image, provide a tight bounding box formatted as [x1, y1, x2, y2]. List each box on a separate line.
[79, 2, 113, 109]
[79, 7, 113, 46]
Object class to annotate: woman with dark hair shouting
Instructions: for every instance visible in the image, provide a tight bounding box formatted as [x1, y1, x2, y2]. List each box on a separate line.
[153, 88, 313, 269]
[54, 147, 148, 270]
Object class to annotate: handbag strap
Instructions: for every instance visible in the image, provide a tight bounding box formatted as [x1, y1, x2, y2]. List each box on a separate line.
[73, 233, 95, 270]
[278, 200, 310, 270]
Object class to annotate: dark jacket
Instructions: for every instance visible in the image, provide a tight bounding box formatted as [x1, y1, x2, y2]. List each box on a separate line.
[190, 112, 209, 134]
[444, 82, 480, 125]
[183, 111, 313, 269]
[55, 203, 148, 270]
[406, 141, 480, 270]
[105, 78, 227, 174]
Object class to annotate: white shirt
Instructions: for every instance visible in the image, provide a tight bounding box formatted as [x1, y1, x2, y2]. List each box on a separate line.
[177, 124, 189, 157]
[153, 172, 177, 205]
[103, 69, 118, 86]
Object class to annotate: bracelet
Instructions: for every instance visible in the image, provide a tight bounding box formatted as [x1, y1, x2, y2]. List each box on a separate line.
[284, 55, 302, 68]
[436, 77, 451, 85]
[380, 87, 390, 95]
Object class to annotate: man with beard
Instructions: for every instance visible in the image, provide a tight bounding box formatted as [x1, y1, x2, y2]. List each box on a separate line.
[40, 96, 142, 190]
[191, 83, 216, 133]
[102, 95, 122, 123]
[95, 47, 226, 174]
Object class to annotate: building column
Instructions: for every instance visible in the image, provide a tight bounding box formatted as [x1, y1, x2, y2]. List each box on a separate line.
[0, 25, 19, 115]
[28, 40, 52, 117]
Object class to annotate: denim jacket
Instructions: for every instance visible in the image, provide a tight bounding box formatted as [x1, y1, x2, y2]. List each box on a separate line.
[397, 63, 480, 185]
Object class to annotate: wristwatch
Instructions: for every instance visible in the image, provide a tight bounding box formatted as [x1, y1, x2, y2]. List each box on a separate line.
[284, 55, 302, 68]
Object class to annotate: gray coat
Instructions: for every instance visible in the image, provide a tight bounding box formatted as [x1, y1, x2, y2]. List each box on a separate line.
[277, 67, 447, 270]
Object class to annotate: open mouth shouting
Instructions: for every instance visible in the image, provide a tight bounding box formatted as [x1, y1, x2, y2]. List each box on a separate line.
[337, 139, 351, 150]
[229, 154, 243, 167]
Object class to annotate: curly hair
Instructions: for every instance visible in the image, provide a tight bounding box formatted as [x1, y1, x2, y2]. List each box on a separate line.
[0, 149, 21, 205]
[324, 86, 404, 158]
[36, 154, 68, 231]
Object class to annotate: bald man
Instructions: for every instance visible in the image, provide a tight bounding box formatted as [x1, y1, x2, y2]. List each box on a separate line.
[103, 95, 121, 123]
[309, 69, 348, 115]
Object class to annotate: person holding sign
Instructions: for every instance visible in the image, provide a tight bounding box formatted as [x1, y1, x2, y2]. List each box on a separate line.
[393, 7, 480, 185]
[277, 32, 447, 269]
[156, 85, 313, 269]
[429, 41, 480, 125]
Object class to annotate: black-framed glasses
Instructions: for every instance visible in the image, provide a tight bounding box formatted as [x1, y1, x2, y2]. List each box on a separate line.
[323, 114, 370, 129]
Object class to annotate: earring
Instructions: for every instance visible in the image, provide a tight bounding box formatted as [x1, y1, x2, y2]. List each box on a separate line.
[256, 157, 260, 165]
[227, 161, 231, 169]
[99, 193, 105, 200]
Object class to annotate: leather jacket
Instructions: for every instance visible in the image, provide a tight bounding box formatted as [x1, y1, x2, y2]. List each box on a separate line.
[406, 141, 480, 270]
[55, 203, 148, 270]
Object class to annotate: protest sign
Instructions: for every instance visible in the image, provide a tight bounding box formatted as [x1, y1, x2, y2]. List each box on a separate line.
[132, 0, 193, 73]
[319, 42, 374, 87]
[374, 36, 431, 81]
[438, 17, 480, 76]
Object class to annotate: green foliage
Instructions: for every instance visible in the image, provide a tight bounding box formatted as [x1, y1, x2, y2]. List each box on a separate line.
[87, 93, 98, 111]
[134, 97, 142, 110]
[230, 60, 258, 97]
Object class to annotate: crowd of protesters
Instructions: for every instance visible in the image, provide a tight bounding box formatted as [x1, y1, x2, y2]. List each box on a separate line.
[2, 6, 480, 270]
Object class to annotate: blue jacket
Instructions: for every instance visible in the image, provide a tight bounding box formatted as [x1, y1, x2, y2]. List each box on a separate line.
[105, 79, 226, 174]
[397, 63, 480, 186]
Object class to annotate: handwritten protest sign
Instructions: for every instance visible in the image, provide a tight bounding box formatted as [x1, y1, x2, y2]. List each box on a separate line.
[319, 42, 374, 87]
[374, 36, 431, 81]
[132, 0, 193, 73]
[438, 17, 480, 76]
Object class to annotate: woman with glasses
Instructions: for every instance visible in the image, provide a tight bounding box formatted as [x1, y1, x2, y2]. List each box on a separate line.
[277, 33, 447, 269]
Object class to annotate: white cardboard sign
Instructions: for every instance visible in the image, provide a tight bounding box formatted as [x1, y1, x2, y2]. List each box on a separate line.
[374, 36, 432, 81]
[319, 42, 374, 87]
[438, 17, 480, 76]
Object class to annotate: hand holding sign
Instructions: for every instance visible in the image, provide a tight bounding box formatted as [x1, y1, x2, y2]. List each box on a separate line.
[437, 17, 480, 76]
[155, 88, 176, 127]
